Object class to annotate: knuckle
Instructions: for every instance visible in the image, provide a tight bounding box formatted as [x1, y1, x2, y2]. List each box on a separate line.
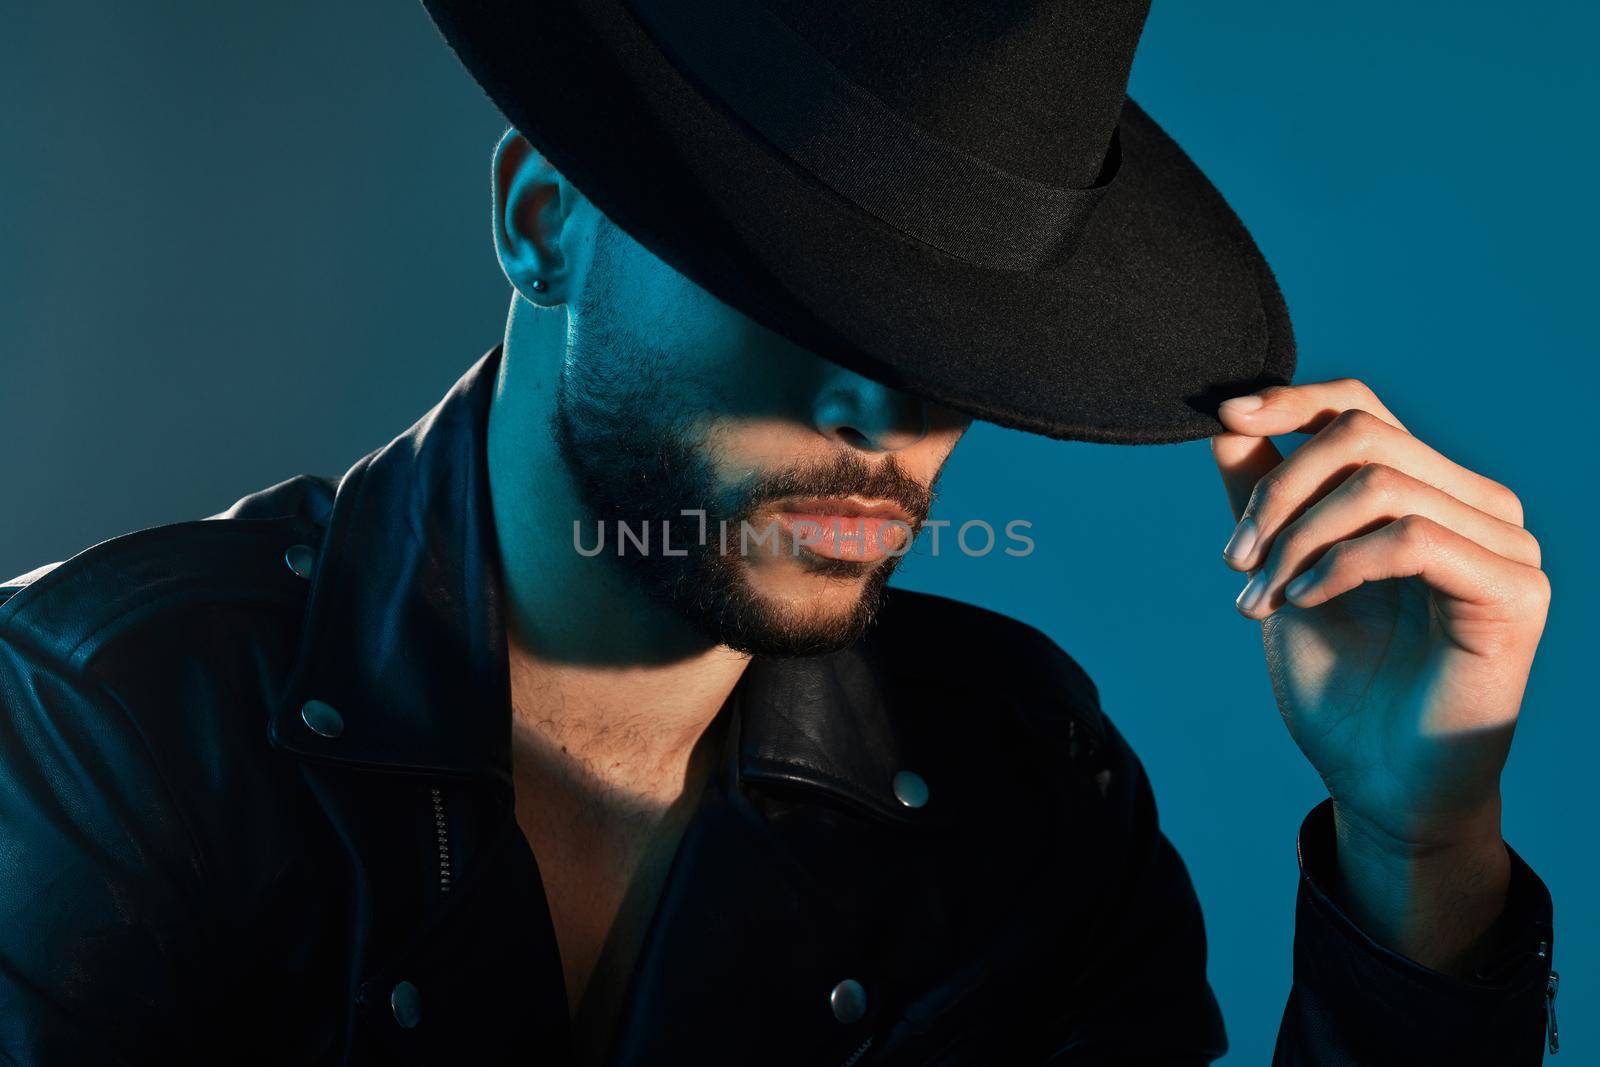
[1518, 528, 1542, 569]
[1247, 473, 1281, 515]
[1394, 513, 1437, 549]
[1497, 484, 1526, 526]
[1520, 565, 1552, 607]
[1317, 539, 1351, 572]
[1336, 376, 1377, 402]
[1267, 524, 1318, 566]
[1498, 567, 1554, 624]
[1347, 407, 1383, 433]
[1532, 568, 1552, 608]
[1270, 522, 1310, 563]
[1329, 407, 1366, 431]
[1329, 407, 1382, 447]
[1351, 462, 1403, 502]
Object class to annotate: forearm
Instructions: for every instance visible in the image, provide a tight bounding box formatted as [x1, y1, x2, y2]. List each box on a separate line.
[1330, 795, 1511, 977]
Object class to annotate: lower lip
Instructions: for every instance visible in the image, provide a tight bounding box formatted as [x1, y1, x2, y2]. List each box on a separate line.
[772, 512, 908, 562]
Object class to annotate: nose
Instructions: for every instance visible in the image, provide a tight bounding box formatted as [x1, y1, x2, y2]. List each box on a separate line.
[812, 366, 930, 453]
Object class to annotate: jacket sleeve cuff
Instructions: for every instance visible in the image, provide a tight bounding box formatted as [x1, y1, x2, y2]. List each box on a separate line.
[1275, 798, 1556, 1065]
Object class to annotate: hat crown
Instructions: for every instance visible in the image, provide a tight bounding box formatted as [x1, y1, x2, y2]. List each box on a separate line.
[418, 0, 1293, 443]
[759, 0, 1152, 187]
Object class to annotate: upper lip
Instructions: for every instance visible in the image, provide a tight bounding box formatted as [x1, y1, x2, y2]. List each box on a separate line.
[773, 496, 914, 525]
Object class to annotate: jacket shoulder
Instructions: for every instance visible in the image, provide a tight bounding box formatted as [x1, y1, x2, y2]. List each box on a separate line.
[0, 480, 338, 1036]
[0, 474, 334, 673]
[870, 586, 1108, 744]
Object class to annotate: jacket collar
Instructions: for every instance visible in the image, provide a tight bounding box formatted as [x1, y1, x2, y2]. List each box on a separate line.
[270, 345, 921, 821]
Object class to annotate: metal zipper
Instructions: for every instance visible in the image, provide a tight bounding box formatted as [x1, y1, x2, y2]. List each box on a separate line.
[837, 1035, 873, 1067]
[1537, 939, 1559, 1054]
[430, 785, 453, 896]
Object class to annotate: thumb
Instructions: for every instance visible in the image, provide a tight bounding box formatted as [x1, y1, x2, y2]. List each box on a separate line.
[1211, 431, 1282, 522]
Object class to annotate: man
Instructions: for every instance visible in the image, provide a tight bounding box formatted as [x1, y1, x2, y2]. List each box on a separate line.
[0, 0, 1558, 1063]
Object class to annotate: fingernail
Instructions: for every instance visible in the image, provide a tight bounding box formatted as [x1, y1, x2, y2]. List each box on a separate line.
[1222, 517, 1258, 564]
[1220, 394, 1265, 417]
[1236, 570, 1269, 614]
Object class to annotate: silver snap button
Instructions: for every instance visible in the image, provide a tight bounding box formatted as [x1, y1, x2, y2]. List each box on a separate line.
[829, 978, 867, 1024]
[389, 980, 421, 1029]
[300, 699, 345, 739]
[892, 770, 929, 809]
[283, 544, 317, 580]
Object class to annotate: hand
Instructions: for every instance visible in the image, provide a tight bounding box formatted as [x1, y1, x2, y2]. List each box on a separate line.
[1211, 378, 1551, 970]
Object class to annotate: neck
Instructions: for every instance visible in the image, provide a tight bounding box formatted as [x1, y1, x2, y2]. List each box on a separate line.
[486, 297, 748, 803]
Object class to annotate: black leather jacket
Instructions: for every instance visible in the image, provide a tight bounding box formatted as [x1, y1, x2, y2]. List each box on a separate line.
[0, 346, 1557, 1065]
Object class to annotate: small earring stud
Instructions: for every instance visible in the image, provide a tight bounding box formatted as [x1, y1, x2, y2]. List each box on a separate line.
[530, 278, 548, 293]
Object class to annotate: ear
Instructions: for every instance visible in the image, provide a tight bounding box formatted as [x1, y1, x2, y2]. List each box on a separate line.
[491, 128, 576, 305]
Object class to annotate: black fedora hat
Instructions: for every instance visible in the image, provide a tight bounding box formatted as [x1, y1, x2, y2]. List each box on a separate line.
[421, 0, 1295, 444]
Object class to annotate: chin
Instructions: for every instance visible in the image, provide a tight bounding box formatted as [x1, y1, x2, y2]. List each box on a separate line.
[744, 556, 875, 606]
[652, 547, 896, 657]
[711, 558, 889, 657]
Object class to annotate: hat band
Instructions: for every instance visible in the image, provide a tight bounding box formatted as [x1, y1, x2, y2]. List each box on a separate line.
[623, 0, 1122, 273]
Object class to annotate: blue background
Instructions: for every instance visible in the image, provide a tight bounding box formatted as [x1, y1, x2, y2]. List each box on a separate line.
[3, 2, 1594, 1060]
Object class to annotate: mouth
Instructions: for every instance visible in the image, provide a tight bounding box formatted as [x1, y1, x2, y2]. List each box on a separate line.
[766, 496, 917, 563]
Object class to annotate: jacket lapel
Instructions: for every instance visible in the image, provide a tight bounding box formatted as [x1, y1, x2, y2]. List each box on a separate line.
[265, 342, 983, 1063]
[268, 346, 514, 784]
[603, 634, 979, 1065]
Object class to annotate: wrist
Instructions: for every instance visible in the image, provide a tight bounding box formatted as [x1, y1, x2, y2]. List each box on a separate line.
[1333, 794, 1504, 865]
[1330, 797, 1511, 977]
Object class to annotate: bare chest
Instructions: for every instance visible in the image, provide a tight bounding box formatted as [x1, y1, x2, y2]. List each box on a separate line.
[512, 762, 702, 1063]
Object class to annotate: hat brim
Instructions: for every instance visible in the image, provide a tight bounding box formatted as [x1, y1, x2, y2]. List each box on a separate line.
[425, 0, 1296, 444]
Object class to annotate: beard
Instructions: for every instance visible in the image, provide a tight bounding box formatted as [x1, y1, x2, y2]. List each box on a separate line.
[551, 353, 932, 658]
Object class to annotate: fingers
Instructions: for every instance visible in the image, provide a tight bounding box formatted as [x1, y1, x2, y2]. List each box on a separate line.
[1212, 375, 1406, 531]
[1264, 515, 1551, 652]
[1232, 463, 1544, 619]
[1211, 377, 1536, 624]
[1219, 407, 1525, 575]
[1218, 377, 1410, 436]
